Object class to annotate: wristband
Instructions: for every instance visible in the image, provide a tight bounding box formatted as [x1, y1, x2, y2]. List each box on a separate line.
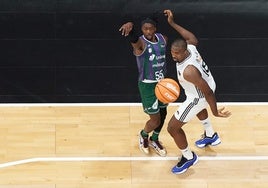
[127, 27, 139, 43]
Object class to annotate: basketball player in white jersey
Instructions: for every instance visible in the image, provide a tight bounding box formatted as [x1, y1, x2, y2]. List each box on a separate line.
[164, 9, 231, 174]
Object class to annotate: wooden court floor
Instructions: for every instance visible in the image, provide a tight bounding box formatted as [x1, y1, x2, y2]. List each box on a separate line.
[0, 103, 267, 188]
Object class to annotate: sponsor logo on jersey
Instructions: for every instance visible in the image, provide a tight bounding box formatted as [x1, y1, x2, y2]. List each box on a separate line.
[149, 54, 155, 61]
[155, 55, 165, 60]
[152, 62, 165, 68]
[149, 54, 165, 62]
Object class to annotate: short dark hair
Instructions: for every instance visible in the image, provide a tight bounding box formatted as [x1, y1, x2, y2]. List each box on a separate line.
[171, 38, 187, 50]
[141, 11, 159, 27]
[141, 17, 157, 27]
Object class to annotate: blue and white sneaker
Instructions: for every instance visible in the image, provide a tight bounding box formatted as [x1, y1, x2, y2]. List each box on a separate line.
[195, 132, 221, 148]
[172, 152, 198, 174]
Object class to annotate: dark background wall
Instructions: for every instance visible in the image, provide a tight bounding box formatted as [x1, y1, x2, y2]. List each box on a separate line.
[0, 0, 267, 103]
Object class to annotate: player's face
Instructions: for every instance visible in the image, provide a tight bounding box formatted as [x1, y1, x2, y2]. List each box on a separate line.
[141, 23, 156, 41]
[171, 46, 188, 62]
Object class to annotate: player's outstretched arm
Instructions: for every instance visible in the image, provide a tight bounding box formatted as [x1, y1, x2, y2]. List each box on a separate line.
[119, 22, 144, 53]
[164, 9, 198, 46]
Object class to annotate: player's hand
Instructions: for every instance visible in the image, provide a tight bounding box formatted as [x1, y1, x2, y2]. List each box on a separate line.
[119, 22, 134, 36]
[216, 107, 232, 118]
[164, 9, 174, 25]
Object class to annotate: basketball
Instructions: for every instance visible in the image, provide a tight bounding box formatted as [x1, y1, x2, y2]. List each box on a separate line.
[155, 78, 180, 103]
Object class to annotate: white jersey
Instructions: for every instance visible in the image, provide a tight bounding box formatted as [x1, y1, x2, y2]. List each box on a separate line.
[176, 44, 216, 99]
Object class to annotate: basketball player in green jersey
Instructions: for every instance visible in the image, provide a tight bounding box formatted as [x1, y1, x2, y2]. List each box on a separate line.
[119, 14, 168, 156]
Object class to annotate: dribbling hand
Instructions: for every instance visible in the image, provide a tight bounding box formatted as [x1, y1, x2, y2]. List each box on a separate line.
[217, 107, 232, 118]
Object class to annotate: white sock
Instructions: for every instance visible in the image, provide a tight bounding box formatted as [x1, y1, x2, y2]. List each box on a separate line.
[201, 118, 215, 137]
[181, 146, 193, 160]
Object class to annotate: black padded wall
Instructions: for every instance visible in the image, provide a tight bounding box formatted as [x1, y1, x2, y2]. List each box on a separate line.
[0, 0, 267, 102]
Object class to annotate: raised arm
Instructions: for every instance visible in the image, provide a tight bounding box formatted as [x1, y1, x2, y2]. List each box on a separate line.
[164, 10, 198, 46]
[119, 22, 144, 54]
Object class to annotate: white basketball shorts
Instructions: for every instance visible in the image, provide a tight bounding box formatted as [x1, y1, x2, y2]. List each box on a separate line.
[174, 97, 208, 123]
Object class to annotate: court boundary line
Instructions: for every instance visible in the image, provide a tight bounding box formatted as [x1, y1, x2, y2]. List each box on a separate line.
[0, 102, 267, 107]
[1, 156, 268, 169]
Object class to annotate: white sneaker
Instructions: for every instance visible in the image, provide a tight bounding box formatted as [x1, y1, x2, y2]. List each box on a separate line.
[149, 138, 167, 157]
[138, 131, 149, 154]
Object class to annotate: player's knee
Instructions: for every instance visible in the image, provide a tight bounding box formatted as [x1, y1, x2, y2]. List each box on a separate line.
[167, 116, 184, 136]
